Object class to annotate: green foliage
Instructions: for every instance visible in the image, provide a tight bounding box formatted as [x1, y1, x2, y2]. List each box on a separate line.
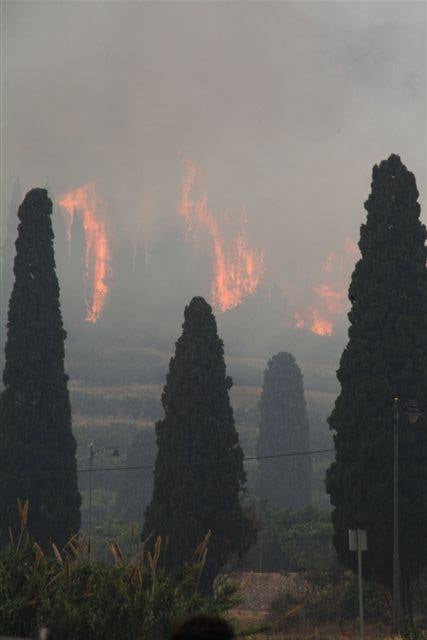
[0, 534, 239, 640]
[277, 507, 335, 575]
[242, 503, 336, 575]
[0, 189, 81, 548]
[143, 297, 257, 589]
[257, 352, 311, 509]
[326, 156, 427, 614]
[400, 620, 427, 640]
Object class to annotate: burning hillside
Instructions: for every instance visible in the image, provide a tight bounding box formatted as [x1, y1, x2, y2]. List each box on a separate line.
[179, 158, 265, 312]
[295, 239, 359, 336]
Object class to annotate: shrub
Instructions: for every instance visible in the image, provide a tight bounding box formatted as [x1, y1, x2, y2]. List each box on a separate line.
[242, 504, 338, 576]
[0, 528, 240, 640]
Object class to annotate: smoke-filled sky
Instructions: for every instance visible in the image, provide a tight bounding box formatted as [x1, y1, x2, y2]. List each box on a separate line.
[4, 1, 426, 328]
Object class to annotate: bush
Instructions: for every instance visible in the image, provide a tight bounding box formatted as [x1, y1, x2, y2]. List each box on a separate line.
[241, 504, 337, 576]
[277, 507, 336, 576]
[0, 530, 240, 640]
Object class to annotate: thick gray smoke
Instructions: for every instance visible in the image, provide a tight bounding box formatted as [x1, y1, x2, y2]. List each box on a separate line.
[1, 1, 425, 363]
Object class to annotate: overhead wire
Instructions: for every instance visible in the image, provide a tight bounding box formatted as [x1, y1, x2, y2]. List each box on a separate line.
[77, 447, 335, 474]
[0, 447, 334, 480]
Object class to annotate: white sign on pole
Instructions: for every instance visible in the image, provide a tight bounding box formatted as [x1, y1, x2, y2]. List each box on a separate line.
[349, 529, 367, 551]
[349, 529, 358, 551]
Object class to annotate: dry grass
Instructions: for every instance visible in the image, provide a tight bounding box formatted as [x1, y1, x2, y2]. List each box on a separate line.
[72, 414, 153, 429]
[69, 382, 163, 399]
[101, 346, 171, 359]
[231, 608, 399, 640]
[71, 382, 262, 414]
[228, 573, 408, 640]
[230, 386, 336, 416]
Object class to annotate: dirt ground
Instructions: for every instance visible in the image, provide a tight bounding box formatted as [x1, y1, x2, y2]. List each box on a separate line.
[228, 572, 402, 640]
[231, 608, 399, 639]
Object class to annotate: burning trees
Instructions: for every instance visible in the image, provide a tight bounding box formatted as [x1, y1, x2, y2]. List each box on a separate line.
[326, 155, 427, 616]
[59, 183, 111, 324]
[257, 352, 311, 510]
[142, 297, 256, 588]
[0, 189, 81, 548]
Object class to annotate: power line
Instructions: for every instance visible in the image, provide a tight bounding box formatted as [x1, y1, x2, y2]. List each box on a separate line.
[1, 447, 334, 481]
[78, 447, 335, 474]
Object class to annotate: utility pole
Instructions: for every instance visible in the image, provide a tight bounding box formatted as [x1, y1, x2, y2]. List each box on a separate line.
[87, 442, 120, 560]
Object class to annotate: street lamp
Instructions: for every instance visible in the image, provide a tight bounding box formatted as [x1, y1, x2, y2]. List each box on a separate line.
[392, 397, 422, 633]
[88, 442, 120, 559]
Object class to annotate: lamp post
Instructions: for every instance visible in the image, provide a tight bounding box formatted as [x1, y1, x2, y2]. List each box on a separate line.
[392, 397, 422, 633]
[88, 442, 120, 559]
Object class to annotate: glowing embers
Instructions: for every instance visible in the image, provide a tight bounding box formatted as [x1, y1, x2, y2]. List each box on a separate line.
[179, 159, 265, 312]
[58, 183, 110, 323]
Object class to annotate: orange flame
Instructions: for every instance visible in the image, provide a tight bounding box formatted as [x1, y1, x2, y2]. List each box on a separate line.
[313, 283, 347, 316]
[310, 309, 333, 336]
[295, 238, 359, 336]
[294, 309, 333, 336]
[179, 159, 265, 312]
[58, 183, 110, 323]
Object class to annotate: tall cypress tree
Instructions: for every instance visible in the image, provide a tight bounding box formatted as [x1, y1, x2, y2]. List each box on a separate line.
[142, 297, 256, 587]
[326, 155, 427, 614]
[0, 189, 81, 548]
[257, 352, 311, 510]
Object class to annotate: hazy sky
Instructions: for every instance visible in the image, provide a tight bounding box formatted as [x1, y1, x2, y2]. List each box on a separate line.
[4, 0, 426, 308]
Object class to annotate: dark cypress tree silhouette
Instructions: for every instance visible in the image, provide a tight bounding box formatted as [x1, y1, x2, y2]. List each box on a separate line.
[142, 297, 256, 587]
[326, 155, 427, 616]
[0, 189, 81, 548]
[257, 352, 311, 509]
